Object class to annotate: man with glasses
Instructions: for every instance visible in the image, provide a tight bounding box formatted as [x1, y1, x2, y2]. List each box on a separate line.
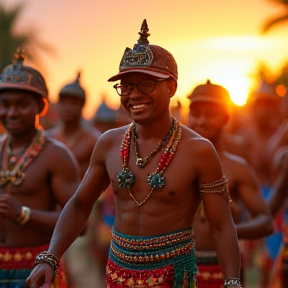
[27, 20, 242, 288]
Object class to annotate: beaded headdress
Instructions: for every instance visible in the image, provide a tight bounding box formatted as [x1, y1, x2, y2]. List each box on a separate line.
[59, 71, 86, 101]
[0, 47, 48, 99]
[108, 19, 178, 82]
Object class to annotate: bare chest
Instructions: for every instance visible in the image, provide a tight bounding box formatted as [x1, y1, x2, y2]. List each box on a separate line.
[106, 143, 198, 206]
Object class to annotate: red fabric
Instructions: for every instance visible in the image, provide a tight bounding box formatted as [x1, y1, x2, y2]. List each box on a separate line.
[0, 244, 49, 270]
[196, 264, 223, 288]
[106, 259, 175, 287]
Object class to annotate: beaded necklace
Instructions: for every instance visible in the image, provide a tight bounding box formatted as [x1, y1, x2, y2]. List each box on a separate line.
[133, 118, 174, 168]
[117, 118, 182, 206]
[0, 129, 45, 186]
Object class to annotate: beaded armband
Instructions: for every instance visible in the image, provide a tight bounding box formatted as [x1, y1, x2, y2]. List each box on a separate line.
[199, 176, 231, 202]
[224, 277, 242, 287]
[34, 251, 59, 274]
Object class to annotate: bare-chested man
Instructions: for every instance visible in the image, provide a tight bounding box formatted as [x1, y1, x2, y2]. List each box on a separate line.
[0, 50, 80, 287]
[46, 72, 100, 179]
[187, 80, 273, 287]
[27, 20, 243, 288]
[44, 73, 101, 287]
[240, 81, 282, 285]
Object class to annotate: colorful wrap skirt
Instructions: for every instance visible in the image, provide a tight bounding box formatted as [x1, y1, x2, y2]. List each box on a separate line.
[0, 244, 65, 288]
[0, 244, 49, 288]
[270, 224, 288, 288]
[107, 227, 197, 288]
[195, 251, 223, 288]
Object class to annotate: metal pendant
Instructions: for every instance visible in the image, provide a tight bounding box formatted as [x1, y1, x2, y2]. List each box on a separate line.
[136, 158, 147, 168]
[117, 169, 135, 188]
[147, 172, 165, 189]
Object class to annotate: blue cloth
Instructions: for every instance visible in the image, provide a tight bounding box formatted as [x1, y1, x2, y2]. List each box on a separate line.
[0, 269, 30, 288]
[262, 185, 283, 260]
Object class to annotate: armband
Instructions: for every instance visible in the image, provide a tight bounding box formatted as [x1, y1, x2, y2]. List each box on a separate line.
[34, 251, 59, 274]
[224, 277, 242, 287]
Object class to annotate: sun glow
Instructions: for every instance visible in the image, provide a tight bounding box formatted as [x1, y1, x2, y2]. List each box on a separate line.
[167, 35, 288, 110]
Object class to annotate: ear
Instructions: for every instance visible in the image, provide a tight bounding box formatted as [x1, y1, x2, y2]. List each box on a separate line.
[167, 79, 177, 98]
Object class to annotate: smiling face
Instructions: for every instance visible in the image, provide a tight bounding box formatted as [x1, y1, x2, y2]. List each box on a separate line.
[188, 101, 229, 141]
[0, 90, 44, 136]
[118, 73, 176, 124]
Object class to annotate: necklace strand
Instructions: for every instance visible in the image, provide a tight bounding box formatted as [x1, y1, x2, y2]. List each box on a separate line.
[117, 118, 182, 206]
[133, 118, 175, 168]
[0, 129, 45, 186]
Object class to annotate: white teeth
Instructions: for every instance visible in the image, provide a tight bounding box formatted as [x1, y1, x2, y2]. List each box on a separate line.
[132, 104, 146, 109]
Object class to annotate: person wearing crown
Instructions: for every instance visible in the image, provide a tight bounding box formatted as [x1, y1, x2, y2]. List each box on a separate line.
[45, 72, 101, 288]
[27, 20, 242, 288]
[0, 48, 80, 288]
[46, 72, 100, 179]
[187, 80, 273, 287]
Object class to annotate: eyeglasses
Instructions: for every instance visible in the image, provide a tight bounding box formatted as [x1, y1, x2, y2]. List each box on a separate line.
[113, 79, 166, 96]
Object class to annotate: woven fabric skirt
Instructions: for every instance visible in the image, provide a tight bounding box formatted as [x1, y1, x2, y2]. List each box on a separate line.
[107, 227, 197, 288]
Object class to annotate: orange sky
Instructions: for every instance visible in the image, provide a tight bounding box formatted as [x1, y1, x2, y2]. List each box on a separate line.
[6, 0, 288, 119]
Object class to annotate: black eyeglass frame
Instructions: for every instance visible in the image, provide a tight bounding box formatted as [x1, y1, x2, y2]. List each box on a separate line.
[113, 79, 166, 97]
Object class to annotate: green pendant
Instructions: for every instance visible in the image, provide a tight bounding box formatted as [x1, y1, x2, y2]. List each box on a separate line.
[147, 172, 165, 189]
[117, 169, 135, 188]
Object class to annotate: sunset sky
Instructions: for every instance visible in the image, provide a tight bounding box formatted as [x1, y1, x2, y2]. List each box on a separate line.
[6, 0, 288, 119]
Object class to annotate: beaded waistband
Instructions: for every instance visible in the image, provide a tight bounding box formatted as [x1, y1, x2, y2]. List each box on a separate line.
[0, 244, 49, 270]
[110, 228, 195, 268]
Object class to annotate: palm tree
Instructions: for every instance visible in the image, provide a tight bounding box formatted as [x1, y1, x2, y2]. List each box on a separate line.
[262, 0, 288, 33]
[0, 2, 53, 72]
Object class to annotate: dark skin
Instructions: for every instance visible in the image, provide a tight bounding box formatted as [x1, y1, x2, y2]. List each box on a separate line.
[241, 98, 281, 185]
[268, 149, 288, 287]
[46, 94, 100, 179]
[27, 73, 240, 288]
[0, 90, 80, 248]
[189, 101, 273, 252]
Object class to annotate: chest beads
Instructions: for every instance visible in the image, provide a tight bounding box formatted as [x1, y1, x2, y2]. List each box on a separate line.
[0, 129, 45, 186]
[133, 118, 175, 168]
[117, 117, 182, 206]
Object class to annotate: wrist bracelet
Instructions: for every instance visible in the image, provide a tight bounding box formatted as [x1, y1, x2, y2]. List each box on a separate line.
[16, 206, 31, 225]
[34, 251, 59, 274]
[224, 277, 242, 287]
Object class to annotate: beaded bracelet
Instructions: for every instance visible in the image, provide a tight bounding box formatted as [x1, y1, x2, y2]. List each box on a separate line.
[224, 277, 242, 287]
[34, 251, 59, 274]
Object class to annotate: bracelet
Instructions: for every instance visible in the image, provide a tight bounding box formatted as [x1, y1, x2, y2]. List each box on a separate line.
[34, 251, 59, 274]
[16, 206, 31, 225]
[224, 277, 242, 287]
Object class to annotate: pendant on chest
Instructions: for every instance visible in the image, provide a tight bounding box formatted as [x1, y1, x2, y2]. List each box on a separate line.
[135, 158, 147, 168]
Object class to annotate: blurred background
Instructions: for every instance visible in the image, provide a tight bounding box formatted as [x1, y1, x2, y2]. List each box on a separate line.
[3, 0, 288, 122]
[3, 0, 288, 287]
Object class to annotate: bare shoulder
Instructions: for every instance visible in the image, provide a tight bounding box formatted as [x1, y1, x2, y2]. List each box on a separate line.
[82, 125, 101, 140]
[92, 125, 129, 157]
[181, 125, 217, 157]
[43, 136, 75, 161]
[44, 126, 59, 138]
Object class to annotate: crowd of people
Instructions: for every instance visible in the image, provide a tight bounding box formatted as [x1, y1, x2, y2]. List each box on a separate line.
[1, 19, 288, 288]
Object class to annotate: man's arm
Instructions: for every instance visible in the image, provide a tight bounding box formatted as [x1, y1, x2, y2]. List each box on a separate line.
[0, 143, 80, 235]
[27, 134, 111, 288]
[233, 156, 274, 239]
[195, 139, 241, 280]
[269, 151, 288, 217]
